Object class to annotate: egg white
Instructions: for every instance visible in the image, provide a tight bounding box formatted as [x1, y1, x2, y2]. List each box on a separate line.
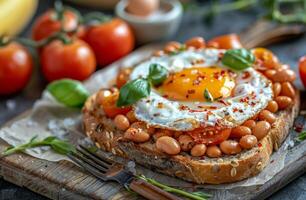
[130, 48, 273, 131]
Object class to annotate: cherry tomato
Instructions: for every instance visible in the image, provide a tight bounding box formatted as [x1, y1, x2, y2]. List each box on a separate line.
[98, 89, 131, 118]
[299, 55, 306, 87]
[41, 39, 96, 82]
[84, 18, 135, 66]
[252, 48, 279, 69]
[207, 34, 242, 49]
[0, 42, 33, 95]
[32, 10, 82, 41]
[116, 68, 131, 88]
[187, 128, 231, 145]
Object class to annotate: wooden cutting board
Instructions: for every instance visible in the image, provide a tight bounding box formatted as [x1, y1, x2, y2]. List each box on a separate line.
[0, 42, 306, 200]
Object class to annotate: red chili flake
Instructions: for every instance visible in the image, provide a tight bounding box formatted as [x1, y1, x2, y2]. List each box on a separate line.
[250, 102, 256, 106]
[209, 106, 217, 109]
[233, 107, 239, 112]
[258, 143, 262, 147]
[240, 96, 250, 103]
[157, 102, 164, 109]
[179, 105, 189, 110]
[239, 109, 243, 113]
[242, 71, 251, 79]
[186, 94, 189, 99]
[162, 94, 169, 98]
[187, 89, 196, 94]
[218, 99, 229, 106]
[180, 74, 186, 77]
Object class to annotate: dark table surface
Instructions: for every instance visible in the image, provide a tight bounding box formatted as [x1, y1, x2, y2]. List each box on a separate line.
[0, 0, 306, 199]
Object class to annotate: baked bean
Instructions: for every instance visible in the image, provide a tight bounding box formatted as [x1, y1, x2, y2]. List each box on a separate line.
[280, 82, 295, 98]
[206, 145, 222, 158]
[239, 135, 258, 149]
[126, 111, 137, 123]
[185, 37, 205, 49]
[173, 131, 183, 138]
[231, 126, 252, 138]
[252, 121, 271, 140]
[243, 120, 256, 129]
[164, 41, 181, 53]
[96, 89, 112, 104]
[156, 136, 181, 155]
[153, 130, 173, 140]
[124, 127, 150, 143]
[266, 101, 278, 113]
[220, 140, 242, 155]
[114, 114, 130, 130]
[271, 69, 296, 83]
[191, 144, 207, 157]
[275, 96, 292, 110]
[178, 135, 194, 151]
[273, 82, 281, 97]
[153, 50, 164, 57]
[264, 69, 276, 79]
[258, 110, 276, 124]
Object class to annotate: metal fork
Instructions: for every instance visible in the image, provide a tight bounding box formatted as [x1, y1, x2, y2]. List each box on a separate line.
[67, 144, 182, 200]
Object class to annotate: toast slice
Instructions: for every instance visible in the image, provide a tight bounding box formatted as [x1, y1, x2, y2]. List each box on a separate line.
[82, 91, 300, 184]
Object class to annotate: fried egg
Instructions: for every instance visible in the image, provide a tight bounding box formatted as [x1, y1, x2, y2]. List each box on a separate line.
[130, 48, 273, 131]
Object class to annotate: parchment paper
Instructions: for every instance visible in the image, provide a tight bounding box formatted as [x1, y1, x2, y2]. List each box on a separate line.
[0, 44, 304, 196]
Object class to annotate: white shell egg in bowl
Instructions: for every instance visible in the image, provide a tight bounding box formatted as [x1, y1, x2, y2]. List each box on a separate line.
[115, 0, 183, 44]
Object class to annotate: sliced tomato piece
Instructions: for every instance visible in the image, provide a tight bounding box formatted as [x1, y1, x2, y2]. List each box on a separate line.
[187, 128, 231, 145]
[207, 34, 242, 49]
[97, 89, 131, 118]
[251, 48, 279, 69]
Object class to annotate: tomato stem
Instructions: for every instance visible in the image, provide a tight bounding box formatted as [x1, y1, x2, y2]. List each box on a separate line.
[0, 35, 10, 47]
[83, 12, 112, 26]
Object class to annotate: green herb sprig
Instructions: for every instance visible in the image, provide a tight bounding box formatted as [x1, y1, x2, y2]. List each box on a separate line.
[117, 64, 168, 107]
[297, 131, 306, 141]
[185, 0, 306, 25]
[2, 136, 76, 157]
[138, 175, 212, 200]
[204, 89, 214, 102]
[222, 48, 255, 70]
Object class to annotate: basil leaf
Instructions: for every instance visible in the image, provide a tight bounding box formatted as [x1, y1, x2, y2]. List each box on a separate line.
[222, 49, 255, 70]
[204, 89, 214, 102]
[47, 79, 89, 108]
[148, 63, 168, 86]
[117, 78, 151, 107]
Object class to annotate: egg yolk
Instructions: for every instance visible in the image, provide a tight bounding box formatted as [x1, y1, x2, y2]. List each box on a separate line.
[159, 67, 235, 101]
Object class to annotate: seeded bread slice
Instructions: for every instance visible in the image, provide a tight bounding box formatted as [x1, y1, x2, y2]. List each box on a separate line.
[82, 91, 300, 184]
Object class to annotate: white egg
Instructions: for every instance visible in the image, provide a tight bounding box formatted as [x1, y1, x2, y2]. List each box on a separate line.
[130, 48, 273, 131]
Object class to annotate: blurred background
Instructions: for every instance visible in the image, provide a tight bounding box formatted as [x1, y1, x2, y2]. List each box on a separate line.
[0, 0, 305, 199]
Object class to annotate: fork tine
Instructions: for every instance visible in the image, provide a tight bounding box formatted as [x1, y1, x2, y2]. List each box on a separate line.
[79, 144, 113, 165]
[76, 145, 111, 169]
[67, 153, 107, 181]
[75, 148, 109, 172]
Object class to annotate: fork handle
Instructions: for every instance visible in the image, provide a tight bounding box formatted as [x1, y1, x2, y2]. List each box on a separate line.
[129, 178, 182, 200]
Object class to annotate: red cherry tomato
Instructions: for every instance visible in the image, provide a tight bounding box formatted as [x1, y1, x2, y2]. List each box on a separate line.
[187, 128, 231, 145]
[207, 34, 243, 49]
[32, 10, 81, 41]
[84, 18, 135, 66]
[299, 55, 306, 87]
[41, 39, 96, 82]
[0, 42, 33, 95]
[98, 89, 131, 118]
